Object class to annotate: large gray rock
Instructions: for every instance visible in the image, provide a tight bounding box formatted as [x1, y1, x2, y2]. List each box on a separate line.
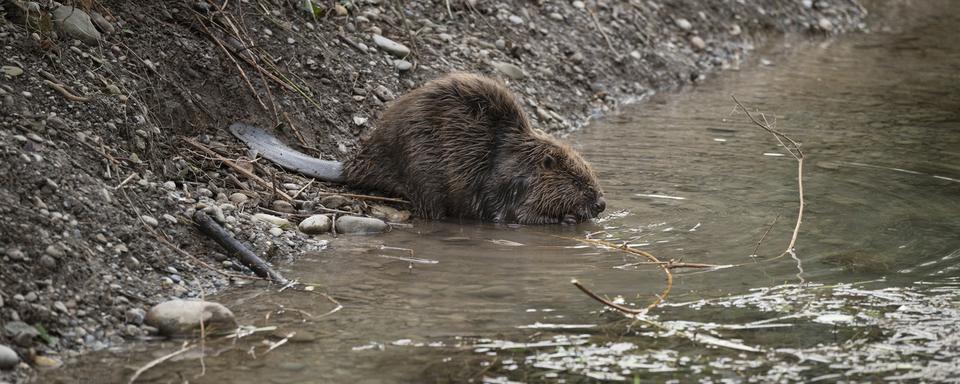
[52, 6, 102, 46]
[144, 300, 237, 337]
[298, 214, 331, 234]
[372, 34, 410, 58]
[335, 215, 388, 234]
[0, 344, 19, 370]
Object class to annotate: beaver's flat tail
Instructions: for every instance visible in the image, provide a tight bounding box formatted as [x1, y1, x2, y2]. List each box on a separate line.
[230, 123, 344, 183]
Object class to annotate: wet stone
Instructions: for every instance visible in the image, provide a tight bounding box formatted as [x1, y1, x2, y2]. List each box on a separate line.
[335, 215, 388, 234]
[253, 213, 290, 227]
[144, 299, 237, 337]
[299, 214, 331, 235]
[395, 60, 413, 72]
[125, 308, 145, 325]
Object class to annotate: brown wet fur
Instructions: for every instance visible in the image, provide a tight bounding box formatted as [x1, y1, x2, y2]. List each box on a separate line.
[344, 73, 605, 224]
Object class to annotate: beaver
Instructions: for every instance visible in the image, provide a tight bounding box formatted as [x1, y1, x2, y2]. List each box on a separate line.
[231, 73, 605, 224]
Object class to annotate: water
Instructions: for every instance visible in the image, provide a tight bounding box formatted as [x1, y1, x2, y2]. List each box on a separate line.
[50, 1, 960, 382]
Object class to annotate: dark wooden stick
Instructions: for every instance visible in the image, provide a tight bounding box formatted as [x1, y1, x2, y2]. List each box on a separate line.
[193, 211, 288, 284]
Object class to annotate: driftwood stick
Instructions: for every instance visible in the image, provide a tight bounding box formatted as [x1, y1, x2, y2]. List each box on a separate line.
[193, 210, 288, 284]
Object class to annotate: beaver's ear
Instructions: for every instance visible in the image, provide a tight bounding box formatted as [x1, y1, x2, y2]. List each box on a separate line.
[541, 153, 556, 169]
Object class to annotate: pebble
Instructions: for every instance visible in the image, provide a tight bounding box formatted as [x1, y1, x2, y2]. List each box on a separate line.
[298, 214, 331, 235]
[334, 3, 348, 16]
[373, 34, 411, 58]
[229, 192, 249, 205]
[268, 227, 284, 236]
[1, 66, 23, 77]
[373, 85, 395, 101]
[0, 344, 18, 370]
[140, 215, 159, 227]
[39, 255, 57, 269]
[335, 215, 388, 234]
[729, 24, 742, 36]
[508, 15, 523, 25]
[491, 61, 525, 80]
[690, 36, 706, 51]
[818, 17, 833, 31]
[45, 244, 65, 258]
[125, 308, 146, 325]
[144, 299, 237, 337]
[252, 213, 291, 227]
[52, 6, 102, 45]
[89, 11, 115, 34]
[162, 214, 177, 224]
[162, 181, 177, 190]
[676, 18, 693, 31]
[572, 1, 585, 10]
[272, 200, 295, 213]
[395, 60, 413, 72]
[6, 248, 25, 261]
[549, 12, 564, 21]
[320, 195, 352, 209]
[32, 355, 63, 369]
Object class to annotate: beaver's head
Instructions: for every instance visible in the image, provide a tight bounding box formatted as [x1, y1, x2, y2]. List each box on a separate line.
[493, 130, 605, 225]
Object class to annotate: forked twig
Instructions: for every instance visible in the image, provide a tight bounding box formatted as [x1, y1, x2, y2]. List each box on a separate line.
[567, 237, 673, 315]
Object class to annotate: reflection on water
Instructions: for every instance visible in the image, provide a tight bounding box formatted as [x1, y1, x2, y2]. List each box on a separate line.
[50, 0, 960, 382]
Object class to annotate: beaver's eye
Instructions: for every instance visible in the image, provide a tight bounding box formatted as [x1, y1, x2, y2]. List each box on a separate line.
[541, 154, 556, 169]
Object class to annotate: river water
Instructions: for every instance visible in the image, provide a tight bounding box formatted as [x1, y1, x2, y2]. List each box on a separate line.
[50, 1, 960, 383]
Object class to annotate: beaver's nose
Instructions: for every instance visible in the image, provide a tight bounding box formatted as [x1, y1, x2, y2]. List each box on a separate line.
[593, 198, 606, 215]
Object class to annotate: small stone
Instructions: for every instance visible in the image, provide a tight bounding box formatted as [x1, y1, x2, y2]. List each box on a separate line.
[373, 34, 411, 58]
[162, 181, 177, 190]
[369, 205, 411, 222]
[89, 11, 115, 34]
[729, 24, 742, 36]
[140, 215, 159, 227]
[549, 12, 563, 21]
[33, 355, 63, 369]
[319, 195, 351, 209]
[334, 3, 348, 16]
[690, 36, 706, 51]
[335, 215, 388, 234]
[268, 227, 284, 236]
[45, 244, 65, 258]
[39, 255, 57, 269]
[508, 15, 523, 25]
[495, 39, 506, 50]
[491, 61, 525, 80]
[252, 213, 291, 227]
[144, 300, 238, 337]
[394, 60, 413, 72]
[438, 33, 453, 42]
[572, 1, 585, 10]
[373, 85, 395, 102]
[1, 66, 23, 77]
[675, 18, 693, 31]
[162, 214, 177, 224]
[125, 308, 146, 325]
[272, 200, 295, 213]
[298, 215, 331, 235]
[4, 322, 38, 347]
[52, 6, 102, 45]
[818, 17, 833, 31]
[6, 248, 25, 261]
[0, 344, 19, 370]
[229, 192, 249, 205]
[53, 301, 68, 313]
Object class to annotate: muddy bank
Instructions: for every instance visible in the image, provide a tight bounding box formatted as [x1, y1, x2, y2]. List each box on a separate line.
[0, 0, 863, 381]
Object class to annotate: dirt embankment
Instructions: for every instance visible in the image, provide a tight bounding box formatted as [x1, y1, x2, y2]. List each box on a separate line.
[0, 0, 863, 381]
